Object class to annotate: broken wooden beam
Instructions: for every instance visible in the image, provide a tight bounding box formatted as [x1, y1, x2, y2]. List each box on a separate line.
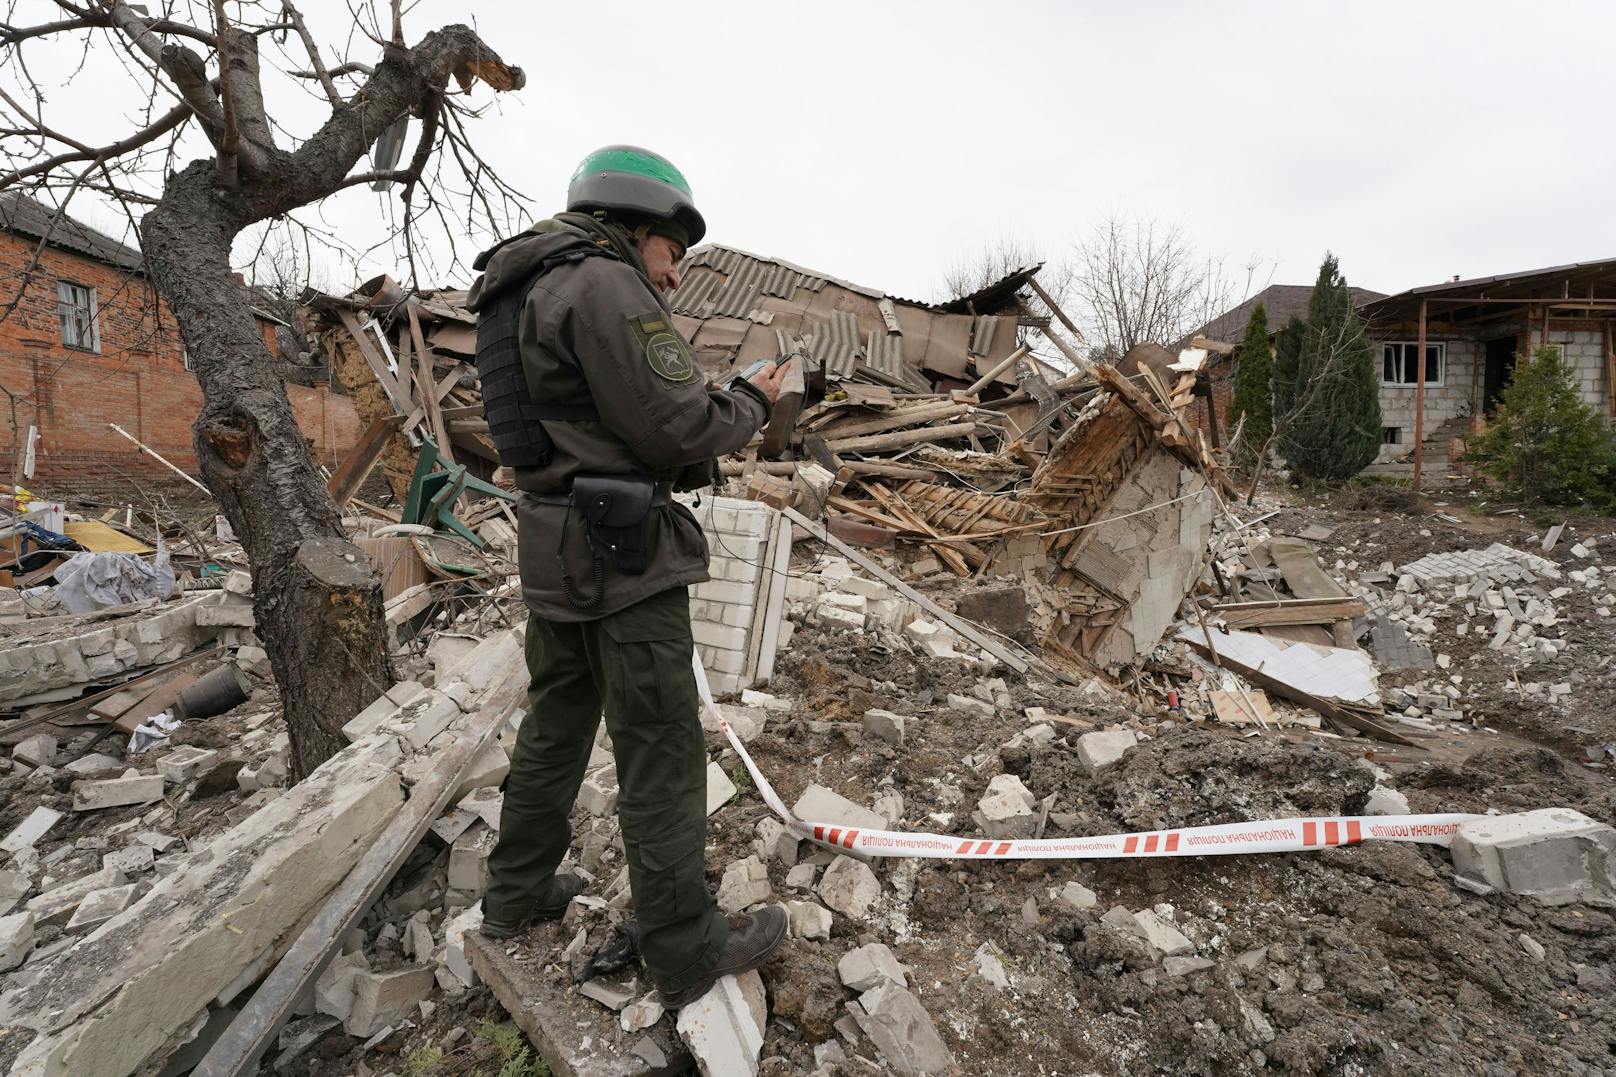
[1208, 596, 1368, 629]
[782, 506, 1029, 674]
[824, 420, 991, 455]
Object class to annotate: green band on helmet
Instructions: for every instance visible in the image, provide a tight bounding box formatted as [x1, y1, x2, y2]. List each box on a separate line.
[571, 148, 692, 197]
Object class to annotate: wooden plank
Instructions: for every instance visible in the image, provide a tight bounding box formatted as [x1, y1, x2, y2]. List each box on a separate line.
[327, 415, 405, 506]
[408, 305, 456, 467]
[824, 421, 988, 455]
[335, 309, 411, 416]
[1209, 596, 1368, 629]
[814, 401, 971, 442]
[114, 672, 200, 735]
[783, 507, 1029, 673]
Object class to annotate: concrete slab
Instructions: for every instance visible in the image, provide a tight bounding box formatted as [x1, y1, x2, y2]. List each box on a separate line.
[465, 927, 689, 1076]
[1452, 808, 1616, 906]
[0, 735, 403, 1076]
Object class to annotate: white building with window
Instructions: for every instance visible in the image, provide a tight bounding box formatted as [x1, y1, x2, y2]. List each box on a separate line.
[1360, 260, 1616, 466]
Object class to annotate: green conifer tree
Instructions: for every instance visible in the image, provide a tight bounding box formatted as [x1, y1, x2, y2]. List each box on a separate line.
[1276, 254, 1382, 480]
[1270, 316, 1306, 419]
[1466, 345, 1616, 509]
[1228, 303, 1272, 465]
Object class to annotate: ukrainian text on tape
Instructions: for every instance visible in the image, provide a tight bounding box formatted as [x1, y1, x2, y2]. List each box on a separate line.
[694, 651, 1481, 861]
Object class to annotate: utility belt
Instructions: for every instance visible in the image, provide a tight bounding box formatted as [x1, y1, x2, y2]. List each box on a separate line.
[536, 474, 672, 609]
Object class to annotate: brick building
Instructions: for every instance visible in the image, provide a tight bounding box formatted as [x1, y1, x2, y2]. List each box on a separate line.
[0, 193, 358, 486]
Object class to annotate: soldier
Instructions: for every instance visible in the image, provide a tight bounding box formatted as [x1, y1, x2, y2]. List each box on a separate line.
[464, 145, 790, 1007]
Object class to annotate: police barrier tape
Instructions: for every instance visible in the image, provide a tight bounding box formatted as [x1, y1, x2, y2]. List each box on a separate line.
[693, 652, 1483, 861]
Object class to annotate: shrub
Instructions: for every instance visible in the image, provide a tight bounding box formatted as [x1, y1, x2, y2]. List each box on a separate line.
[1466, 345, 1616, 509]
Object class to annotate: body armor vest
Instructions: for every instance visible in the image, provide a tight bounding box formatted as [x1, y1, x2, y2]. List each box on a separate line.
[474, 247, 615, 469]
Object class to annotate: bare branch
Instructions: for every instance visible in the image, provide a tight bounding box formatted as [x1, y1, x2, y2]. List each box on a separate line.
[280, 1, 341, 106]
[0, 95, 190, 189]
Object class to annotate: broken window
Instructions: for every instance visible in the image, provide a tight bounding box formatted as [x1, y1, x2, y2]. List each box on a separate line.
[1381, 426, 1401, 444]
[56, 281, 99, 352]
[1381, 341, 1443, 387]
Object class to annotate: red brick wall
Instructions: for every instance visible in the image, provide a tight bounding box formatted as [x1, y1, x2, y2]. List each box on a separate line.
[1187, 355, 1235, 447]
[0, 232, 357, 486]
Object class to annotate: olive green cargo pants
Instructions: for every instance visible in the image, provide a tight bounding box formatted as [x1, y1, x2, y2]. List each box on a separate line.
[484, 586, 728, 992]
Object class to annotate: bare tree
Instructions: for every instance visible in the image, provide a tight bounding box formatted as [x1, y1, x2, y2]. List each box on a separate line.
[0, 1, 523, 775]
[940, 235, 1077, 370]
[1068, 212, 1253, 358]
[249, 229, 331, 376]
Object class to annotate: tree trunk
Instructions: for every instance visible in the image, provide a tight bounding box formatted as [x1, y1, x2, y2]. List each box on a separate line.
[141, 162, 390, 778]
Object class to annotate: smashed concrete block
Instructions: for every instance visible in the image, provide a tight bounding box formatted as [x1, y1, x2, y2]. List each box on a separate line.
[784, 863, 817, 891]
[976, 790, 1035, 840]
[440, 903, 483, 988]
[65, 883, 138, 933]
[945, 692, 995, 716]
[1076, 729, 1138, 775]
[677, 970, 766, 1077]
[706, 761, 738, 816]
[156, 745, 219, 784]
[855, 981, 954, 1076]
[1452, 808, 1616, 906]
[1, 736, 403, 1076]
[578, 771, 620, 817]
[1364, 787, 1410, 815]
[384, 690, 462, 752]
[26, 866, 127, 927]
[1056, 881, 1098, 911]
[579, 978, 637, 1011]
[786, 900, 832, 940]
[2, 805, 63, 853]
[838, 942, 907, 991]
[345, 966, 436, 1038]
[448, 824, 496, 895]
[816, 603, 866, 632]
[102, 843, 155, 875]
[973, 942, 1010, 989]
[862, 708, 909, 746]
[819, 855, 881, 920]
[451, 741, 510, 802]
[1, 911, 35, 971]
[739, 689, 791, 713]
[753, 817, 799, 866]
[12, 733, 57, 769]
[1132, 909, 1195, 956]
[716, 856, 772, 913]
[72, 772, 164, 811]
[621, 993, 667, 1033]
[792, 784, 885, 831]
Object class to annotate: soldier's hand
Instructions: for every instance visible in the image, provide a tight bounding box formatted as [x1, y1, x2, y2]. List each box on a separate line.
[747, 360, 789, 404]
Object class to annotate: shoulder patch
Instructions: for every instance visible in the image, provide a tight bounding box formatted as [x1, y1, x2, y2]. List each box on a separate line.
[628, 312, 701, 388]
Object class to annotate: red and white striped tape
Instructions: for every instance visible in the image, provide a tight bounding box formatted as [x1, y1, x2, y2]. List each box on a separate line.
[693, 652, 1481, 861]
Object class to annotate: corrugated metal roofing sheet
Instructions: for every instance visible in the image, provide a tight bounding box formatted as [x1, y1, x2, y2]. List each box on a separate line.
[807, 310, 863, 377]
[668, 270, 723, 316]
[969, 315, 998, 357]
[866, 329, 903, 373]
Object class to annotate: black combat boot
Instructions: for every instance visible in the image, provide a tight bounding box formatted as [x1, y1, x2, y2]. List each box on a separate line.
[657, 905, 788, 1008]
[480, 874, 585, 939]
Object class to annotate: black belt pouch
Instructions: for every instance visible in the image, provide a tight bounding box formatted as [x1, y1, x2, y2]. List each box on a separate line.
[573, 474, 657, 575]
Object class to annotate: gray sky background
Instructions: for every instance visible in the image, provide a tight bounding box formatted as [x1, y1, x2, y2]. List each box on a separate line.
[17, 0, 1616, 310]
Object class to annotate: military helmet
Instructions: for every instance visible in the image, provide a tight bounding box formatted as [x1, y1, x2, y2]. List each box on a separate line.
[567, 145, 705, 247]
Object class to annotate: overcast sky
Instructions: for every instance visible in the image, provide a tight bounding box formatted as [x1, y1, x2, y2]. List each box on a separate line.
[16, 0, 1616, 310]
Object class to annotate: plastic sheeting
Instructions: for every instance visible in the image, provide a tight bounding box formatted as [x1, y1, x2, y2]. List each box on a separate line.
[54, 545, 175, 614]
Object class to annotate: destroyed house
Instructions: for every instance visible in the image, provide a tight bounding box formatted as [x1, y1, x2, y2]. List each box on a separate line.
[0, 192, 357, 484]
[667, 244, 1052, 390]
[1358, 259, 1616, 471]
